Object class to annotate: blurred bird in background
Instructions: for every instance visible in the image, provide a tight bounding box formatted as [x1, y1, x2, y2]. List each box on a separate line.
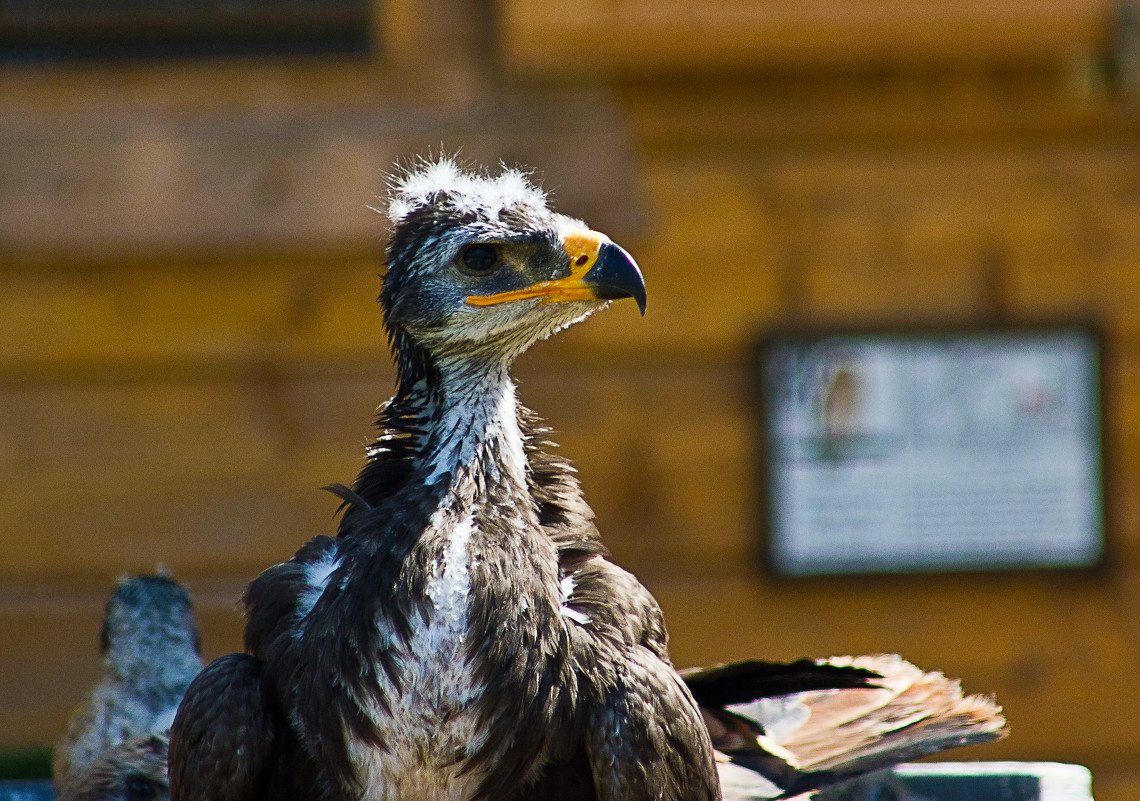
[57, 735, 169, 801]
[54, 575, 202, 800]
[166, 159, 1003, 800]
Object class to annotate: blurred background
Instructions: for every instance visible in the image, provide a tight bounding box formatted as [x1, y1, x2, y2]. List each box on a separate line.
[2, 0, 1140, 797]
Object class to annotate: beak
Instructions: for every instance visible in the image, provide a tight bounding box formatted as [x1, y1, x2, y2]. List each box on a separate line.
[466, 230, 647, 315]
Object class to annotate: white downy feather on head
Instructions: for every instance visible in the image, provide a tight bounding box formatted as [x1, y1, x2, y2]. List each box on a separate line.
[385, 156, 551, 224]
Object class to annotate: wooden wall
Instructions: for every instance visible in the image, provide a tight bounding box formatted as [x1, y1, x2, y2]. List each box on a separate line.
[3, 0, 1140, 797]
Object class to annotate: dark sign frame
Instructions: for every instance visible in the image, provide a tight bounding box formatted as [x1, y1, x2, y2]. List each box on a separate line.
[752, 323, 1108, 578]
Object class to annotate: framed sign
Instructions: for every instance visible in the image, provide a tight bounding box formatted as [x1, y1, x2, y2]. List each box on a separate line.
[756, 325, 1105, 576]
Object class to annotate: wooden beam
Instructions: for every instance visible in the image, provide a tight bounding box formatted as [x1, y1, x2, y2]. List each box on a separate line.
[500, 0, 1112, 74]
[619, 69, 1140, 150]
[0, 89, 646, 261]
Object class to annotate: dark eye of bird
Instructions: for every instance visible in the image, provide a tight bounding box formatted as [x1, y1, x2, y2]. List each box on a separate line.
[460, 243, 500, 275]
[125, 775, 161, 801]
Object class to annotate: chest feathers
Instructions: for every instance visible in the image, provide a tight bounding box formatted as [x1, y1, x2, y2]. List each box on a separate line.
[319, 366, 565, 799]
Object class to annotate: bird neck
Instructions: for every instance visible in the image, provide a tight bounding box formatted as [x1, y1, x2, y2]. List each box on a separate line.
[401, 350, 529, 500]
[107, 628, 201, 704]
[346, 335, 536, 535]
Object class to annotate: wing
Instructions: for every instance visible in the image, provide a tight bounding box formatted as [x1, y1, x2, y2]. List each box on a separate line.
[689, 654, 1007, 798]
[684, 657, 885, 794]
[775, 655, 1007, 788]
[556, 555, 717, 801]
[681, 659, 882, 707]
[584, 648, 719, 801]
[168, 653, 278, 801]
[519, 405, 607, 558]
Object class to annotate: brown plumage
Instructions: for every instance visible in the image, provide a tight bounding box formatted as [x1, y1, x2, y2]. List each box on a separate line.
[54, 575, 200, 798]
[57, 735, 169, 801]
[167, 159, 1005, 801]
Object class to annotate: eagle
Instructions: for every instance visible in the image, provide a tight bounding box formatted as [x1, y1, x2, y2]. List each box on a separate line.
[169, 159, 1004, 801]
[57, 734, 170, 801]
[55, 574, 201, 800]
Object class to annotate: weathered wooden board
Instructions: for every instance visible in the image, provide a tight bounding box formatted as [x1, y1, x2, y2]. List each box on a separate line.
[500, 0, 1111, 73]
[0, 91, 646, 259]
[619, 71, 1140, 148]
[0, 361, 756, 578]
[9, 143, 1140, 376]
[0, 258, 388, 372]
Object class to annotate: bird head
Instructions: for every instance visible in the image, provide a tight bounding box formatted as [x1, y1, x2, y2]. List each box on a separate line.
[380, 159, 645, 371]
[100, 575, 201, 665]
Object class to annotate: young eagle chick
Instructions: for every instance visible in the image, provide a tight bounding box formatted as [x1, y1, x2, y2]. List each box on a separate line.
[169, 160, 1004, 801]
[58, 735, 170, 801]
[55, 575, 201, 798]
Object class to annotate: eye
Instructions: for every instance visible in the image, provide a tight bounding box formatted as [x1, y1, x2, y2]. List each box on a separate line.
[460, 243, 500, 275]
[125, 775, 162, 801]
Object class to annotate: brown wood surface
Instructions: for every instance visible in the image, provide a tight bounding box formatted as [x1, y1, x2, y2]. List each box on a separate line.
[500, 0, 1111, 73]
[0, 94, 646, 259]
[3, 2, 1140, 799]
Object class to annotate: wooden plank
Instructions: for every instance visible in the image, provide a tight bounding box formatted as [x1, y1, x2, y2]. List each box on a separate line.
[0, 381, 281, 482]
[500, 0, 1110, 74]
[0, 160, 775, 372]
[0, 361, 758, 578]
[0, 370, 390, 486]
[620, 71, 1140, 149]
[1, 342, 1137, 579]
[541, 144, 1140, 351]
[0, 370, 386, 578]
[0, 60, 403, 114]
[0, 473, 338, 578]
[518, 359, 758, 569]
[0, 91, 645, 260]
[0, 258, 388, 373]
[801, 259, 994, 325]
[1008, 260, 1140, 337]
[8, 140, 1140, 372]
[1095, 770, 1140, 801]
[740, 149, 1006, 325]
[632, 145, 1140, 329]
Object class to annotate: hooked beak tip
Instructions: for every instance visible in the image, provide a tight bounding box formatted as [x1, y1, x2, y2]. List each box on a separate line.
[584, 241, 647, 315]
